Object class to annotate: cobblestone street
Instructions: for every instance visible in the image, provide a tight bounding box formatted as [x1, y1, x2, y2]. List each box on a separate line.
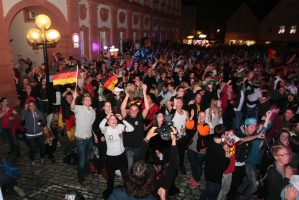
[1, 137, 259, 200]
[0, 138, 206, 200]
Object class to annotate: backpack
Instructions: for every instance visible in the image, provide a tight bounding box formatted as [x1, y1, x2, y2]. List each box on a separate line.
[0, 162, 21, 178]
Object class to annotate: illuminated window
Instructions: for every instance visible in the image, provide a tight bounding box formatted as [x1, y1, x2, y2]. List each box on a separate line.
[290, 26, 297, 34]
[278, 26, 285, 34]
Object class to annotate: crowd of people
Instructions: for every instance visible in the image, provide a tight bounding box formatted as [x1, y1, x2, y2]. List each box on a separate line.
[1, 41, 299, 200]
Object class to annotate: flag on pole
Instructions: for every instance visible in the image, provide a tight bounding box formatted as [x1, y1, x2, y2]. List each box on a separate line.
[52, 67, 77, 85]
[58, 106, 76, 142]
[102, 75, 118, 91]
[159, 55, 167, 63]
[268, 48, 277, 59]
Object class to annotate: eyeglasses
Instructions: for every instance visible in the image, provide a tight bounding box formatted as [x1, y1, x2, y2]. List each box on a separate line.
[275, 152, 291, 157]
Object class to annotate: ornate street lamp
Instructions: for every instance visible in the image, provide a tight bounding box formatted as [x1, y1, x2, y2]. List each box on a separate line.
[27, 14, 60, 113]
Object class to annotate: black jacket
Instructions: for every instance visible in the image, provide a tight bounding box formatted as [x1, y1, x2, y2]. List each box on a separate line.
[234, 126, 252, 163]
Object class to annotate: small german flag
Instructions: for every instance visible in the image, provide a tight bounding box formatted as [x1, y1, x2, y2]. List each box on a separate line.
[159, 55, 167, 64]
[268, 48, 277, 59]
[52, 67, 77, 85]
[102, 75, 118, 91]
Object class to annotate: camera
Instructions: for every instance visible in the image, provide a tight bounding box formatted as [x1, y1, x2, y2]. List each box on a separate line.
[155, 124, 172, 141]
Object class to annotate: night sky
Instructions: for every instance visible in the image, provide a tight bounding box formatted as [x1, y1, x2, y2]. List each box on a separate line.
[182, 0, 281, 20]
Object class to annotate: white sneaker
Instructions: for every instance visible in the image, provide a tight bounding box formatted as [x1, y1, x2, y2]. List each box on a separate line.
[13, 186, 25, 197]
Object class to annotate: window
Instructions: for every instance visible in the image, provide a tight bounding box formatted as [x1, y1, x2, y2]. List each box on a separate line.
[245, 13, 249, 18]
[232, 25, 238, 31]
[290, 2, 294, 7]
[295, 14, 299, 19]
[267, 26, 272, 33]
[287, 14, 291, 20]
[290, 26, 297, 34]
[286, 2, 289, 7]
[278, 26, 285, 34]
[250, 26, 255, 32]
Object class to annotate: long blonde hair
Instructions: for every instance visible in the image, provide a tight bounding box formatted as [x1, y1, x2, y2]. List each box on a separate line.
[208, 98, 222, 121]
[51, 112, 59, 129]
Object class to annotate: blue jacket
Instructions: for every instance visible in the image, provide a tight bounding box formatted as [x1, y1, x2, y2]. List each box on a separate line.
[108, 188, 156, 200]
[20, 109, 46, 136]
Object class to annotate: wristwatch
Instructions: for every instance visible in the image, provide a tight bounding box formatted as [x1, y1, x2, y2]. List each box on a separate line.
[143, 138, 149, 143]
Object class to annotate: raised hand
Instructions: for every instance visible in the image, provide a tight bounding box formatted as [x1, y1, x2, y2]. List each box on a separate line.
[145, 127, 158, 140]
[115, 113, 123, 121]
[190, 109, 195, 120]
[106, 112, 114, 119]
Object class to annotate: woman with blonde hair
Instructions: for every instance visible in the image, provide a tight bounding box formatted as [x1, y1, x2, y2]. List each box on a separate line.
[205, 97, 223, 135]
[266, 145, 293, 200]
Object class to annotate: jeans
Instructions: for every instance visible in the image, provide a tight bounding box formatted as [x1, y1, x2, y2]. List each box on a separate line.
[232, 111, 242, 129]
[27, 135, 45, 160]
[45, 139, 57, 159]
[200, 181, 222, 200]
[38, 100, 48, 115]
[237, 162, 258, 200]
[0, 126, 5, 140]
[106, 152, 128, 195]
[187, 149, 205, 182]
[227, 165, 245, 199]
[97, 140, 107, 172]
[218, 173, 232, 200]
[246, 107, 258, 119]
[177, 135, 187, 166]
[2, 128, 20, 154]
[76, 137, 93, 183]
[125, 147, 140, 170]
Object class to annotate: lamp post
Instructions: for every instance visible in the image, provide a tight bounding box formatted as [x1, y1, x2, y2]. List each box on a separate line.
[27, 14, 60, 114]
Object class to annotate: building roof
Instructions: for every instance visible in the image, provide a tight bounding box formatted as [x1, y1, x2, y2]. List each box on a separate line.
[245, 0, 281, 21]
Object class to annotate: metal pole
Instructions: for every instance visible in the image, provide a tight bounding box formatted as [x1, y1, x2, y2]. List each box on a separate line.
[42, 28, 52, 114]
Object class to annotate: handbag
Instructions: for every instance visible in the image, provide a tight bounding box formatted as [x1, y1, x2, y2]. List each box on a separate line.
[0, 162, 21, 178]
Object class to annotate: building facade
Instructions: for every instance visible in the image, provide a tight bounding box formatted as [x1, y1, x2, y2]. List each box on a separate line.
[0, 0, 181, 105]
[259, 0, 299, 43]
[179, 5, 197, 40]
[225, 3, 260, 45]
[196, 0, 241, 42]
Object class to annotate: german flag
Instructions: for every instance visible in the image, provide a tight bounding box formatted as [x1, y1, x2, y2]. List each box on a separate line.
[52, 67, 77, 85]
[159, 55, 167, 64]
[102, 75, 118, 91]
[58, 106, 76, 142]
[268, 48, 277, 59]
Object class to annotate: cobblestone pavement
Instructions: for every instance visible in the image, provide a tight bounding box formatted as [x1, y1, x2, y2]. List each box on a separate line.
[1, 138, 257, 200]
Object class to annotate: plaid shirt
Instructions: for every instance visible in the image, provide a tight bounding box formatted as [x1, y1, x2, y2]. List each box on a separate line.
[72, 105, 95, 139]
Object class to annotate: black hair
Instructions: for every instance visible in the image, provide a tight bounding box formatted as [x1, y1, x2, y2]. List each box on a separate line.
[214, 124, 226, 138]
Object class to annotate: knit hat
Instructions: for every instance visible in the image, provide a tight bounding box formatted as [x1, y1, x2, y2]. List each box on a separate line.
[244, 118, 257, 125]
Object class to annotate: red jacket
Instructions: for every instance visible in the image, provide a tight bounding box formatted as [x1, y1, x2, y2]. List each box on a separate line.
[10, 118, 24, 136]
[220, 84, 236, 113]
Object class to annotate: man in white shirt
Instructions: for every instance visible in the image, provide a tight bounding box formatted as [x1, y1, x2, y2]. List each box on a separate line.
[70, 92, 96, 187]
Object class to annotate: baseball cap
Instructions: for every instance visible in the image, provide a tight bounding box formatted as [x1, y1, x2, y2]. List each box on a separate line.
[244, 118, 257, 125]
